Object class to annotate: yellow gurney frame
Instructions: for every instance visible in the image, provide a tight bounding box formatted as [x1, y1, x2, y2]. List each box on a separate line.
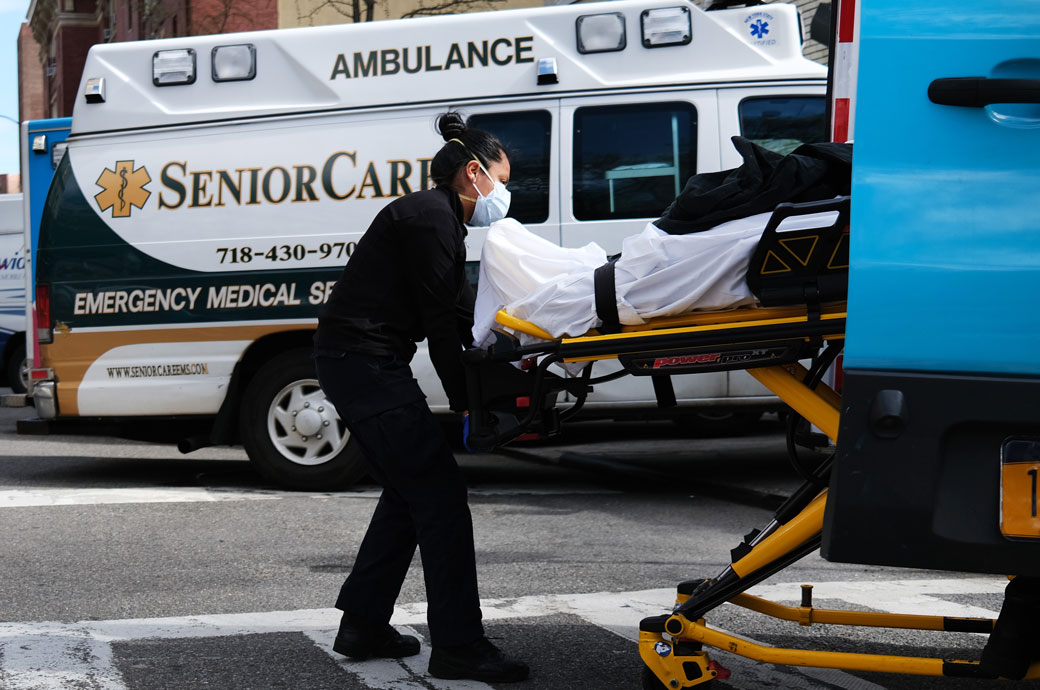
[470, 302, 1040, 686]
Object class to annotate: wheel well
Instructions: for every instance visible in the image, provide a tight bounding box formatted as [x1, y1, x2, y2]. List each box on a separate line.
[0, 332, 25, 385]
[210, 329, 315, 445]
[237, 329, 316, 386]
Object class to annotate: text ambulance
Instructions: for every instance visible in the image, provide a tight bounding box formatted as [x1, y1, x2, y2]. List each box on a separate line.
[30, 0, 827, 489]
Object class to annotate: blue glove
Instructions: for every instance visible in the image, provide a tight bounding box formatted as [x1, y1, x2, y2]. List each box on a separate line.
[462, 414, 473, 453]
[463, 416, 476, 453]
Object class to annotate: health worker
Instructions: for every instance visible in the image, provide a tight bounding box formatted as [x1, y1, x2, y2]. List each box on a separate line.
[312, 111, 527, 683]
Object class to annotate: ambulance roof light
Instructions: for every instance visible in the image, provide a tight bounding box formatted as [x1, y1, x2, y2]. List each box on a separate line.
[153, 49, 196, 87]
[641, 6, 692, 48]
[212, 44, 256, 82]
[576, 12, 626, 54]
[537, 57, 558, 85]
[83, 77, 106, 103]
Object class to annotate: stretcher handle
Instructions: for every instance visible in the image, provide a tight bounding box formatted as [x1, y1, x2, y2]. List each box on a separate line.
[759, 196, 850, 240]
[495, 309, 558, 341]
[929, 77, 1040, 107]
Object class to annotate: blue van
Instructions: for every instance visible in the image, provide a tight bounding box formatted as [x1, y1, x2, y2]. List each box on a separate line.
[822, 0, 1040, 575]
[1, 118, 71, 393]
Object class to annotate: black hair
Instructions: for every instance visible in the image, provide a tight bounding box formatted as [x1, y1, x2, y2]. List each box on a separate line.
[429, 111, 506, 187]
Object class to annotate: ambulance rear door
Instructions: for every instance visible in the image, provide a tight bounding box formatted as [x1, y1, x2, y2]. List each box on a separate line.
[824, 0, 1040, 573]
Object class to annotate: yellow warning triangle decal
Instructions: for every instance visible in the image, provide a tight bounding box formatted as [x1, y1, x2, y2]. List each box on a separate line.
[827, 233, 850, 269]
[761, 250, 791, 275]
[779, 235, 819, 267]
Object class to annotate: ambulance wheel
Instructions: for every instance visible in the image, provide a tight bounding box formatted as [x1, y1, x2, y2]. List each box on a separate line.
[240, 349, 366, 491]
[6, 341, 26, 395]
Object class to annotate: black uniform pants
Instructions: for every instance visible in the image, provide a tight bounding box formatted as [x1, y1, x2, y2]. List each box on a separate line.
[314, 351, 484, 647]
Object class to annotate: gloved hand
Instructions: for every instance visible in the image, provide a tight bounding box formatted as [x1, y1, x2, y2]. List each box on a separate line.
[462, 413, 473, 453]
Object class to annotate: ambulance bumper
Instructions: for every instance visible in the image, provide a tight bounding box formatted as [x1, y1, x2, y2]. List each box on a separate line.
[32, 381, 58, 419]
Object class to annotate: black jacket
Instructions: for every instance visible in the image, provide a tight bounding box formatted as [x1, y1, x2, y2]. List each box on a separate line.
[314, 186, 475, 412]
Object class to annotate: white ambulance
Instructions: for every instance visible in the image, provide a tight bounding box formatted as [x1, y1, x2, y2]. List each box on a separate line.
[30, 0, 827, 489]
[0, 194, 26, 393]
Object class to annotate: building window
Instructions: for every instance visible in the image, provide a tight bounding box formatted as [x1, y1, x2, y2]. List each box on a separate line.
[573, 102, 696, 221]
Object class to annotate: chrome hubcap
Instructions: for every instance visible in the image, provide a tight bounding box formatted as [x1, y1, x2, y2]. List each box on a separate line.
[266, 378, 348, 466]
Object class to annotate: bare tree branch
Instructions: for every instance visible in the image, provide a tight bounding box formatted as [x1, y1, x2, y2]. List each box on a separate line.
[192, 0, 255, 35]
[400, 0, 507, 18]
[292, 0, 508, 24]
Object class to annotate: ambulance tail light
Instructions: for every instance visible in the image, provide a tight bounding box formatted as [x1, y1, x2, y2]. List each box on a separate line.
[153, 49, 196, 86]
[36, 284, 52, 345]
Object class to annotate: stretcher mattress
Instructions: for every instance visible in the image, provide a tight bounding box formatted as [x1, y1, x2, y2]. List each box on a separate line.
[473, 210, 840, 348]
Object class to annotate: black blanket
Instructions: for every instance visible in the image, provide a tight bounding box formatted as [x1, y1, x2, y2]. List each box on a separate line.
[655, 136, 853, 235]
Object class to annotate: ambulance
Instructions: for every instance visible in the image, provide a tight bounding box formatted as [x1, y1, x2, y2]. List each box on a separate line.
[1, 119, 73, 397]
[29, 0, 828, 489]
[0, 193, 25, 392]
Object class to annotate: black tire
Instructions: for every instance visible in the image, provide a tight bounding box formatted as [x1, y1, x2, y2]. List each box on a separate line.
[5, 341, 26, 395]
[239, 348, 367, 490]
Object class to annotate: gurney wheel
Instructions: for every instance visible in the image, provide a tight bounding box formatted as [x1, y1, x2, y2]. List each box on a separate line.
[641, 664, 714, 689]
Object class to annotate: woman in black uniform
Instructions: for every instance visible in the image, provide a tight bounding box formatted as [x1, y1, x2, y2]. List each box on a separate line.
[312, 112, 528, 683]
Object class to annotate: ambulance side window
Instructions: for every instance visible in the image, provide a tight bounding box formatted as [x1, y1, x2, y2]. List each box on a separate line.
[738, 96, 827, 155]
[467, 111, 551, 224]
[573, 102, 696, 222]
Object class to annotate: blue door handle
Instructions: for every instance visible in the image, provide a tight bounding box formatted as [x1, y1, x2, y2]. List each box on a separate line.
[928, 77, 1040, 107]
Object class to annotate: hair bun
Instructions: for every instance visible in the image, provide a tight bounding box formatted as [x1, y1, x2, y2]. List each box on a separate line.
[436, 111, 467, 142]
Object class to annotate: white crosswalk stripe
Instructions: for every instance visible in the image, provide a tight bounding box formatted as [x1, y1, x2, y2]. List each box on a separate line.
[0, 579, 1007, 690]
[0, 485, 618, 508]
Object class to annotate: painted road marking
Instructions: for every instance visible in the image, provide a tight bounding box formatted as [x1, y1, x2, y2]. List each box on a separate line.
[0, 485, 617, 508]
[0, 579, 1005, 690]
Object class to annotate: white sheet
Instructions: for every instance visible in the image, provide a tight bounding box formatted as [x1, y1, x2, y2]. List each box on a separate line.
[473, 211, 837, 348]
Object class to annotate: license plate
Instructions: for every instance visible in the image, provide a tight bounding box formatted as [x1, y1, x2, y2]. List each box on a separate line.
[1000, 437, 1040, 540]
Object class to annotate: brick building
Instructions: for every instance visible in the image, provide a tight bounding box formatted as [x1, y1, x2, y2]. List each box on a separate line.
[17, 24, 45, 123]
[0, 174, 20, 193]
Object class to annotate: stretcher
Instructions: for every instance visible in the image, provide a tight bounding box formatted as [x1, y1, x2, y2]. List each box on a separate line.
[462, 196, 1040, 686]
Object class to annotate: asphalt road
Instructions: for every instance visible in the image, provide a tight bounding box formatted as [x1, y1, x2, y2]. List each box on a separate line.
[0, 398, 1035, 690]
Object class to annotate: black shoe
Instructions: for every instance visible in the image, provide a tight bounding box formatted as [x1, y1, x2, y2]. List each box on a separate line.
[332, 614, 421, 660]
[429, 636, 529, 683]
[980, 577, 1040, 680]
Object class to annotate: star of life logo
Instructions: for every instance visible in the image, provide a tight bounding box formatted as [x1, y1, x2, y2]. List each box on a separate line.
[95, 161, 152, 218]
[744, 11, 776, 46]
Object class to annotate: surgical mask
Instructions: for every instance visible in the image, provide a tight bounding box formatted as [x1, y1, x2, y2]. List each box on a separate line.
[465, 163, 511, 227]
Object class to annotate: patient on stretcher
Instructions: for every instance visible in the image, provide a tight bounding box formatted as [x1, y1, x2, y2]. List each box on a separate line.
[472, 210, 840, 348]
[471, 136, 853, 348]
